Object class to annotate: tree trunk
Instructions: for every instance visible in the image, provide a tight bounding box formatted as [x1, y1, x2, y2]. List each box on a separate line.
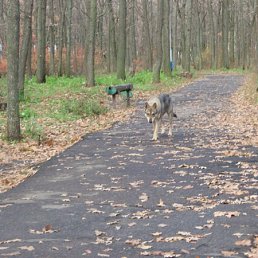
[195, 3, 202, 70]
[184, 0, 192, 72]
[18, 0, 33, 99]
[49, 0, 55, 75]
[26, 32, 33, 79]
[255, 0, 258, 72]
[208, 1, 216, 69]
[172, 0, 178, 69]
[117, 0, 126, 80]
[86, 0, 97, 86]
[162, 0, 171, 76]
[128, 0, 137, 76]
[107, 0, 117, 73]
[36, 0, 47, 83]
[7, 0, 21, 140]
[83, 0, 91, 75]
[152, 0, 164, 83]
[222, 0, 229, 69]
[229, 1, 235, 67]
[239, 1, 246, 69]
[57, 0, 66, 77]
[142, 0, 153, 70]
[66, 0, 73, 77]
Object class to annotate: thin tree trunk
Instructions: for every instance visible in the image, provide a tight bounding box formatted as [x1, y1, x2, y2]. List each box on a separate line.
[83, 0, 91, 75]
[86, 0, 97, 86]
[36, 0, 47, 83]
[128, 0, 137, 76]
[196, 4, 202, 70]
[229, 1, 235, 67]
[49, 0, 55, 75]
[26, 32, 33, 78]
[18, 0, 33, 99]
[239, 1, 245, 69]
[152, 0, 164, 83]
[172, 0, 178, 69]
[66, 0, 73, 77]
[162, 0, 171, 76]
[7, 0, 21, 140]
[107, 0, 117, 73]
[117, 0, 126, 80]
[222, 0, 229, 69]
[183, 0, 192, 72]
[57, 0, 66, 77]
[142, 0, 153, 70]
[256, 0, 258, 73]
[208, 1, 216, 69]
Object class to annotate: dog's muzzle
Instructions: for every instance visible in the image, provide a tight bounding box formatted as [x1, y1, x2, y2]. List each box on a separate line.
[148, 118, 153, 123]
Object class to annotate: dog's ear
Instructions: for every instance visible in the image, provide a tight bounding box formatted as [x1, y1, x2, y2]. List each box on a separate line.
[145, 102, 149, 109]
[152, 103, 157, 109]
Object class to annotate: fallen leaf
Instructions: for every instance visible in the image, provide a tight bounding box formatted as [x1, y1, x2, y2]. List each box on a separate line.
[235, 239, 251, 246]
[19, 246, 35, 251]
[139, 193, 149, 203]
[214, 211, 240, 218]
[137, 242, 152, 250]
[221, 250, 238, 256]
[125, 239, 141, 246]
[157, 199, 165, 207]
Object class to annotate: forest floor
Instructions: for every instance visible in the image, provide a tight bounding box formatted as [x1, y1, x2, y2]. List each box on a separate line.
[0, 74, 257, 257]
[0, 73, 257, 194]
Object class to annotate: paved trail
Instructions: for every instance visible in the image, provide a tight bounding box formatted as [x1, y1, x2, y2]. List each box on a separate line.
[1, 75, 258, 257]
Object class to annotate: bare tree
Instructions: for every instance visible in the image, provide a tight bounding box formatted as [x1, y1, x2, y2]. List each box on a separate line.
[153, 0, 164, 83]
[208, 1, 216, 69]
[222, 0, 229, 69]
[142, 0, 153, 70]
[57, 0, 66, 76]
[36, 0, 47, 83]
[256, 0, 258, 73]
[117, 0, 126, 80]
[182, 0, 192, 72]
[86, 0, 97, 86]
[7, 0, 21, 140]
[162, 0, 171, 76]
[49, 0, 56, 75]
[66, 0, 73, 77]
[128, 0, 137, 76]
[18, 0, 33, 99]
[107, 0, 117, 73]
[172, 0, 179, 70]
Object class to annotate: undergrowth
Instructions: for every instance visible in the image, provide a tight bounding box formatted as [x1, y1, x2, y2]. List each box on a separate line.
[1, 68, 244, 140]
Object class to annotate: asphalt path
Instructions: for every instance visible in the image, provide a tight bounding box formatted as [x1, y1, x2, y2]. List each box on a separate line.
[1, 75, 258, 257]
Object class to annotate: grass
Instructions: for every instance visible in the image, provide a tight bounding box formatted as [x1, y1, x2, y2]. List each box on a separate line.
[0, 70, 186, 140]
[2, 67, 254, 140]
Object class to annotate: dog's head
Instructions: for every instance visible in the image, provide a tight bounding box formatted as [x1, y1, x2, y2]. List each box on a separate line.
[145, 102, 157, 123]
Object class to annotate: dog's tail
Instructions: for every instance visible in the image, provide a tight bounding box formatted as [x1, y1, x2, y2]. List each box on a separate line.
[173, 112, 177, 118]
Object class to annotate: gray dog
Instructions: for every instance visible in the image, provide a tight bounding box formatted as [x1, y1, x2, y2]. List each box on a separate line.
[145, 94, 177, 141]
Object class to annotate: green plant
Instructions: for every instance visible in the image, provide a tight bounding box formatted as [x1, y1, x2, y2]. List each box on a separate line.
[63, 98, 107, 117]
[20, 108, 37, 119]
[23, 118, 43, 140]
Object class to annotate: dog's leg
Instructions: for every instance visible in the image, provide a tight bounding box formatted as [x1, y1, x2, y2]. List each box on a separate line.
[160, 118, 165, 134]
[168, 112, 173, 136]
[152, 120, 160, 141]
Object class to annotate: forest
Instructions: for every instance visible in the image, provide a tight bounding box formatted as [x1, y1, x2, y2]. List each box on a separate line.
[0, 0, 258, 140]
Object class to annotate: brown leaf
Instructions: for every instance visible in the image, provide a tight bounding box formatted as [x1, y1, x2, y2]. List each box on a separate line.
[235, 239, 252, 246]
